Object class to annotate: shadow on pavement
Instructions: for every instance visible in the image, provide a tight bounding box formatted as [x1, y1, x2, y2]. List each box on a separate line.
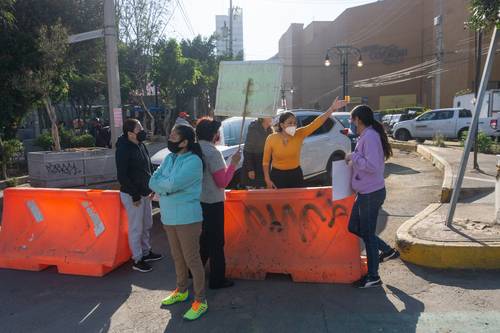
[385, 162, 421, 178]
[404, 263, 500, 290]
[0, 217, 175, 332]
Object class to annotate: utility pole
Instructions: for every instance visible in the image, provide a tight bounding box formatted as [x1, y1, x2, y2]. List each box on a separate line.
[434, 0, 443, 109]
[229, 0, 233, 58]
[473, 30, 483, 170]
[68, 0, 122, 148]
[446, 26, 500, 226]
[104, 0, 122, 147]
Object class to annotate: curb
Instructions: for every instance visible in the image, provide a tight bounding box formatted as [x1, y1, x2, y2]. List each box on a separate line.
[396, 203, 500, 269]
[416, 145, 453, 203]
[390, 140, 417, 152]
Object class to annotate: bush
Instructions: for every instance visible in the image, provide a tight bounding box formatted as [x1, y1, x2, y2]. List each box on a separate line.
[4, 177, 18, 188]
[35, 131, 95, 150]
[70, 134, 95, 148]
[1, 139, 23, 180]
[460, 131, 494, 153]
[34, 132, 53, 150]
[433, 133, 446, 147]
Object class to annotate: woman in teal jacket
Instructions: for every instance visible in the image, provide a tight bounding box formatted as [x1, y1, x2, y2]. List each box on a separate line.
[149, 125, 207, 321]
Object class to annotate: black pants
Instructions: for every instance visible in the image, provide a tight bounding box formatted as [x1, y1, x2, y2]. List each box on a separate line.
[200, 201, 226, 287]
[270, 167, 304, 189]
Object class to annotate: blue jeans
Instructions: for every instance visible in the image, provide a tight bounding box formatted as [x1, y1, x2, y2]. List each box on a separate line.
[348, 188, 391, 278]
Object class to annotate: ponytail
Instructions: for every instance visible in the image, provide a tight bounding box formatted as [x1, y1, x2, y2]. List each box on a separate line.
[351, 105, 393, 160]
[173, 125, 206, 169]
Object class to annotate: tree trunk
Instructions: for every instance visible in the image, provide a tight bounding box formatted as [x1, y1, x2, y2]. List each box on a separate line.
[44, 97, 61, 151]
[140, 97, 155, 135]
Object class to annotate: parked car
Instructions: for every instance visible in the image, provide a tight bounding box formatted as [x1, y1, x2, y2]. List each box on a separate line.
[382, 114, 402, 135]
[392, 108, 499, 143]
[151, 110, 352, 188]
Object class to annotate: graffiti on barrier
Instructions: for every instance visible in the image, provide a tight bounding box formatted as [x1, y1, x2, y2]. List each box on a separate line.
[243, 199, 349, 243]
[45, 162, 83, 176]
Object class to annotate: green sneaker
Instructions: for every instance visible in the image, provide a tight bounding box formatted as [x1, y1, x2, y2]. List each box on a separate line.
[183, 300, 208, 321]
[161, 289, 189, 306]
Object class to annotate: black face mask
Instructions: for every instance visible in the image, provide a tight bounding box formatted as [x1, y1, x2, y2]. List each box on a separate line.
[167, 140, 183, 153]
[136, 130, 147, 142]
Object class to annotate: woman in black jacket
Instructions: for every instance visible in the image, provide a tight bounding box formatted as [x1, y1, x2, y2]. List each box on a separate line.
[241, 117, 273, 188]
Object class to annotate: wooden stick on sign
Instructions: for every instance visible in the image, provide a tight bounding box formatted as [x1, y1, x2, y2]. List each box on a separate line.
[238, 78, 253, 150]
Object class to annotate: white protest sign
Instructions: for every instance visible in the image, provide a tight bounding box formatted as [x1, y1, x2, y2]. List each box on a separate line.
[331, 160, 353, 201]
[215, 60, 283, 118]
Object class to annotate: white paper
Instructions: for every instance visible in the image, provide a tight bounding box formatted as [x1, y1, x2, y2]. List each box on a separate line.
[331, 160, 353, 201]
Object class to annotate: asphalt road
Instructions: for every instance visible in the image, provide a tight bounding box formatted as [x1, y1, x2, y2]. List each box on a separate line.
[1, 150, 500, 333]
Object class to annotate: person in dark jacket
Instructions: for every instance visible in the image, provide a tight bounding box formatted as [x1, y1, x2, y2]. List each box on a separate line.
[116, 118, 163, 273]
[241, 118, 273, 188]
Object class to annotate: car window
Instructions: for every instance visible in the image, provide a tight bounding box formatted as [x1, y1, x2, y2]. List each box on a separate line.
[418, 112, 437, 121]
[334, 115, 350, 128]
[436, 111, 454, 120]
[298, 115, 334, 136]
[459, 109, 472, 118]
[221, 118, 253, 146]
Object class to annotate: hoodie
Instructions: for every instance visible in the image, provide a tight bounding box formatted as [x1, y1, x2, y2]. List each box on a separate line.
[115, 135, 153, 202]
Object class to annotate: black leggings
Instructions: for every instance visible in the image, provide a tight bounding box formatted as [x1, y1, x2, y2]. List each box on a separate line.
[270, 167, 304, 189]
[200, 202, 226, 287]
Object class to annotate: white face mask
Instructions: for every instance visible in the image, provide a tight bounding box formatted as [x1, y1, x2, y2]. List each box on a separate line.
[284, 125, 297, 136]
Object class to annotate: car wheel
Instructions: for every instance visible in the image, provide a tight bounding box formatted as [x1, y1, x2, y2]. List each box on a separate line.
[324, 151, 346, 185]
[395, 129, 411, 141]
[458, 128, 469, 141]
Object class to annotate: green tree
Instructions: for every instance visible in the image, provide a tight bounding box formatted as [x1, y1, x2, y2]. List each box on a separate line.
[19, 22, 71, 151]
[467, 0, 500, 31]
[116, 0, 173, 134]
[153, 38, 201, 132]
[0, 0, 14, 28]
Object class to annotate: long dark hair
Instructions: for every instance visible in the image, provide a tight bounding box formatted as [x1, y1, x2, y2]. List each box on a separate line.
[351, 105, 393, 160]
[173, 125, 205, 167]
[277, 112, 296, 132]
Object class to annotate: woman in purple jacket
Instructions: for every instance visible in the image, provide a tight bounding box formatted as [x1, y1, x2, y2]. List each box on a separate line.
[346, 105, 399, 289]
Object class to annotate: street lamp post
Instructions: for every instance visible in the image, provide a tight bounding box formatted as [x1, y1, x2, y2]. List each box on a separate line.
[324, 45, 363, 111]
[280, 86, 294, 110]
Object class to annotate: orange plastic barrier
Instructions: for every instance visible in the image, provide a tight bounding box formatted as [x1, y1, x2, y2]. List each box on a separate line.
[0, 188, 130, 277]
[224, 187, 367, 283]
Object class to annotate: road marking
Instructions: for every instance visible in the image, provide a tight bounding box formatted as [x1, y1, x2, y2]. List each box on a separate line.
[464, 176, 495, 184]
[79, 303, 100, 324]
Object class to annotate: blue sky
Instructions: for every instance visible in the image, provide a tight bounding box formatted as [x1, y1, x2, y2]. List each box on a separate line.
[169, 0, 377, 60]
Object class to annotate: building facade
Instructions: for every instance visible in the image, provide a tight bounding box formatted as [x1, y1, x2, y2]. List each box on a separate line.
[276, 0, 500, 110]
[215, 7, 244, 58]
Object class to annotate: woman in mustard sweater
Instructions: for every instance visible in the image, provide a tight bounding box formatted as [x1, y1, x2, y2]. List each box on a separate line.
[263, 98, 347, 189]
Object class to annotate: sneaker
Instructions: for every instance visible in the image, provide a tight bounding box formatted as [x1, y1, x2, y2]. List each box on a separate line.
[143, 251, 163, 262]
[183, 300, 208, 321]
[161, 289, 189, 306]
[352, 275, 368, 288]
[132, 260, 152, 273]
[356, 276, 382, 289]
[379, 249, 400, 263]
[209, 279, 235, 290]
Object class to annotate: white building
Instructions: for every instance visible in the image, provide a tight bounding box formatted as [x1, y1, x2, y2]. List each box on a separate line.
[215, 8, 244, 58]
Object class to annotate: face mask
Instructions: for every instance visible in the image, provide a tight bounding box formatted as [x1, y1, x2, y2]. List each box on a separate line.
[167, 140, 182, 154]
[136, 130, 147, 142]
[284, 126, 297, 136]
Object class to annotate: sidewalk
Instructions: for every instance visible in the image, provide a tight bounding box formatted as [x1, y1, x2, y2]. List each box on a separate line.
[396, 144, 500, 269]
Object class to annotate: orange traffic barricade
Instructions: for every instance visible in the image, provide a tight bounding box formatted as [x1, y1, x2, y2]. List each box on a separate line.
[224, 186, 367, 283]
[0, 188, 130, 277]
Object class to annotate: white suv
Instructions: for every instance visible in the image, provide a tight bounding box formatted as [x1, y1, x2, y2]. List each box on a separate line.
[151, 110, 351, 188]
